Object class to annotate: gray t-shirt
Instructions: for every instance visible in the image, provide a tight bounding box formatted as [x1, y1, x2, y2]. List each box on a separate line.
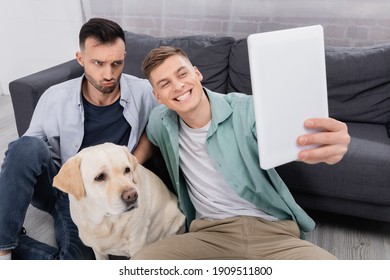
[178, 118, 278, 221]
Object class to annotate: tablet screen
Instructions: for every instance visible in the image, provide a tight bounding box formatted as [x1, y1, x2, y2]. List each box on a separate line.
[248, 25, 329, 169]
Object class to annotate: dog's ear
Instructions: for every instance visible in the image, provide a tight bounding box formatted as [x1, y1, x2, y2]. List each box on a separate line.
[53, 156, 85, 200]
[123, 146, 138, 184]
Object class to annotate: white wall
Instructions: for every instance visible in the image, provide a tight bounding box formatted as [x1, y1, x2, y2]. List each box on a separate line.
[0, 0, 83, 95]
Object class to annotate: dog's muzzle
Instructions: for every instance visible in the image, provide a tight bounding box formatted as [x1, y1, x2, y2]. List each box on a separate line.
[122, 188, 138, 209]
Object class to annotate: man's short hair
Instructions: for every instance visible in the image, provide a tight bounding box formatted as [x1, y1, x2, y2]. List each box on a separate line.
[142, 46, 189, 79]
[79, 18, 125, 49]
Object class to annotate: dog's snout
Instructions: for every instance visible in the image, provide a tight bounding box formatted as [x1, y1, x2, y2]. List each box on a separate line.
[122, 188, 138, 204]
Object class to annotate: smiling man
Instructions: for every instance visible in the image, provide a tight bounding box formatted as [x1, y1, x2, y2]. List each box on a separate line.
[131, 46, 350, 260]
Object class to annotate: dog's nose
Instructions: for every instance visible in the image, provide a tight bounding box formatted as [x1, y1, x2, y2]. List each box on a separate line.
[122, 188, 138, 204]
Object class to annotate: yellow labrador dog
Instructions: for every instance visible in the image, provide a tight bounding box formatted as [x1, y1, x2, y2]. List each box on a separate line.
[53, 143, 185, 260]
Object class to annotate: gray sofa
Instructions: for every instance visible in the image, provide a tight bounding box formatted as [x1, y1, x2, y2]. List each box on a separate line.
[9, 30, 390, 225]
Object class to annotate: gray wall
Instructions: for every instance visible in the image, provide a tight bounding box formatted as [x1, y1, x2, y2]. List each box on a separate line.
[82, 0, 390, 47]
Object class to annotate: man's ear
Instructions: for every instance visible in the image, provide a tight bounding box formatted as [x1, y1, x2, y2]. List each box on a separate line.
[76, 51, 84, 67]
[53, 156, 85, 200]
[194, 66, 203, 82]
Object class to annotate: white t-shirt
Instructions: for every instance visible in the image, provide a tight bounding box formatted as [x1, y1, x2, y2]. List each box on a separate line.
[179, 118, 278, 221]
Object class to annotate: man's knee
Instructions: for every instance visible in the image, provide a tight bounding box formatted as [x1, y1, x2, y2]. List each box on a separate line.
[9, 136, 46, 152]
[131, 237, 183, 260]
[7, 136, 50, 163]
[131, 244, 162, 260]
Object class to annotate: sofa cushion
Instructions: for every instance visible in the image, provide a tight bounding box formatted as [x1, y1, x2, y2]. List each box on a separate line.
[227, 39, 252, 95]
[326, 43, 390, 124]
[123, 31, 235, 94]
[276, 122, 390, 207]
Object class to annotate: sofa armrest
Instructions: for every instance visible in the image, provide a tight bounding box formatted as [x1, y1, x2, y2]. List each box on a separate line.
[9, 59, 83, 136]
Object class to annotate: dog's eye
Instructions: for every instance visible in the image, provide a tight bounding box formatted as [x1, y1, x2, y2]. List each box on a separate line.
[124, 167, 131, 174]
[94, 173, 106, 182]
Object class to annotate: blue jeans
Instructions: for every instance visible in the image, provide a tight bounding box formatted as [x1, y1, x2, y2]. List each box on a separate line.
[0, 136, 94, 259]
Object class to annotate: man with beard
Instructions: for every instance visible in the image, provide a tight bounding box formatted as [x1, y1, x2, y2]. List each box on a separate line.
[0, 18, 157, 260]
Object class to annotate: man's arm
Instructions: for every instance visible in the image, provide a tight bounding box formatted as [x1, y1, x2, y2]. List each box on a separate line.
[296, 118, 351, 165]
[133, 131, 156, 165]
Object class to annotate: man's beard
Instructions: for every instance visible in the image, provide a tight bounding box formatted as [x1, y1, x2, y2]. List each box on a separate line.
[85, 73, 121, 94]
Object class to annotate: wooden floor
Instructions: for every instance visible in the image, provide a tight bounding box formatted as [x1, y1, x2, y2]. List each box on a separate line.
[1, 94, 390, 259]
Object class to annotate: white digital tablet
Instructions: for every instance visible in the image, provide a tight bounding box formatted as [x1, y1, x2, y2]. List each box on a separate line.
[247, 25, 329, 170]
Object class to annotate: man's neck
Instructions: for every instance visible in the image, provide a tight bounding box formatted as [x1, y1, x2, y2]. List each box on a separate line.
[179, 93, 211, 129]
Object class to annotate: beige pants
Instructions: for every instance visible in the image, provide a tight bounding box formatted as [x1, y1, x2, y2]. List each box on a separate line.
[132, 216, 337, 260]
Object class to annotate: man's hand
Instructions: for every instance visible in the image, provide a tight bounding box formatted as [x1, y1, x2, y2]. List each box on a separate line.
[297, 118, 350, 165]
[133, 131, 156, 164]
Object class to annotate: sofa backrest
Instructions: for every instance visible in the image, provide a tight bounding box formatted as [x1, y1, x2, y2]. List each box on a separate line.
[10, 31, 390, 138]
[228, 38, 252, 95]
[123, 31, 235, 94]
[326, 43, 390, 124]
[9, 60, 83, 136]
[228, 38, 390, 125]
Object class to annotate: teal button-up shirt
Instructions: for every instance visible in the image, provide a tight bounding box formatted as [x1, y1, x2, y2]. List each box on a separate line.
[146, 88, 315, 235]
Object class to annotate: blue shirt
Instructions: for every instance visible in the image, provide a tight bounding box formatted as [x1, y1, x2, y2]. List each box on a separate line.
[146, 88, 315, 234]
[25, 74, 158, 166]
[80, 95, 131, 149]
